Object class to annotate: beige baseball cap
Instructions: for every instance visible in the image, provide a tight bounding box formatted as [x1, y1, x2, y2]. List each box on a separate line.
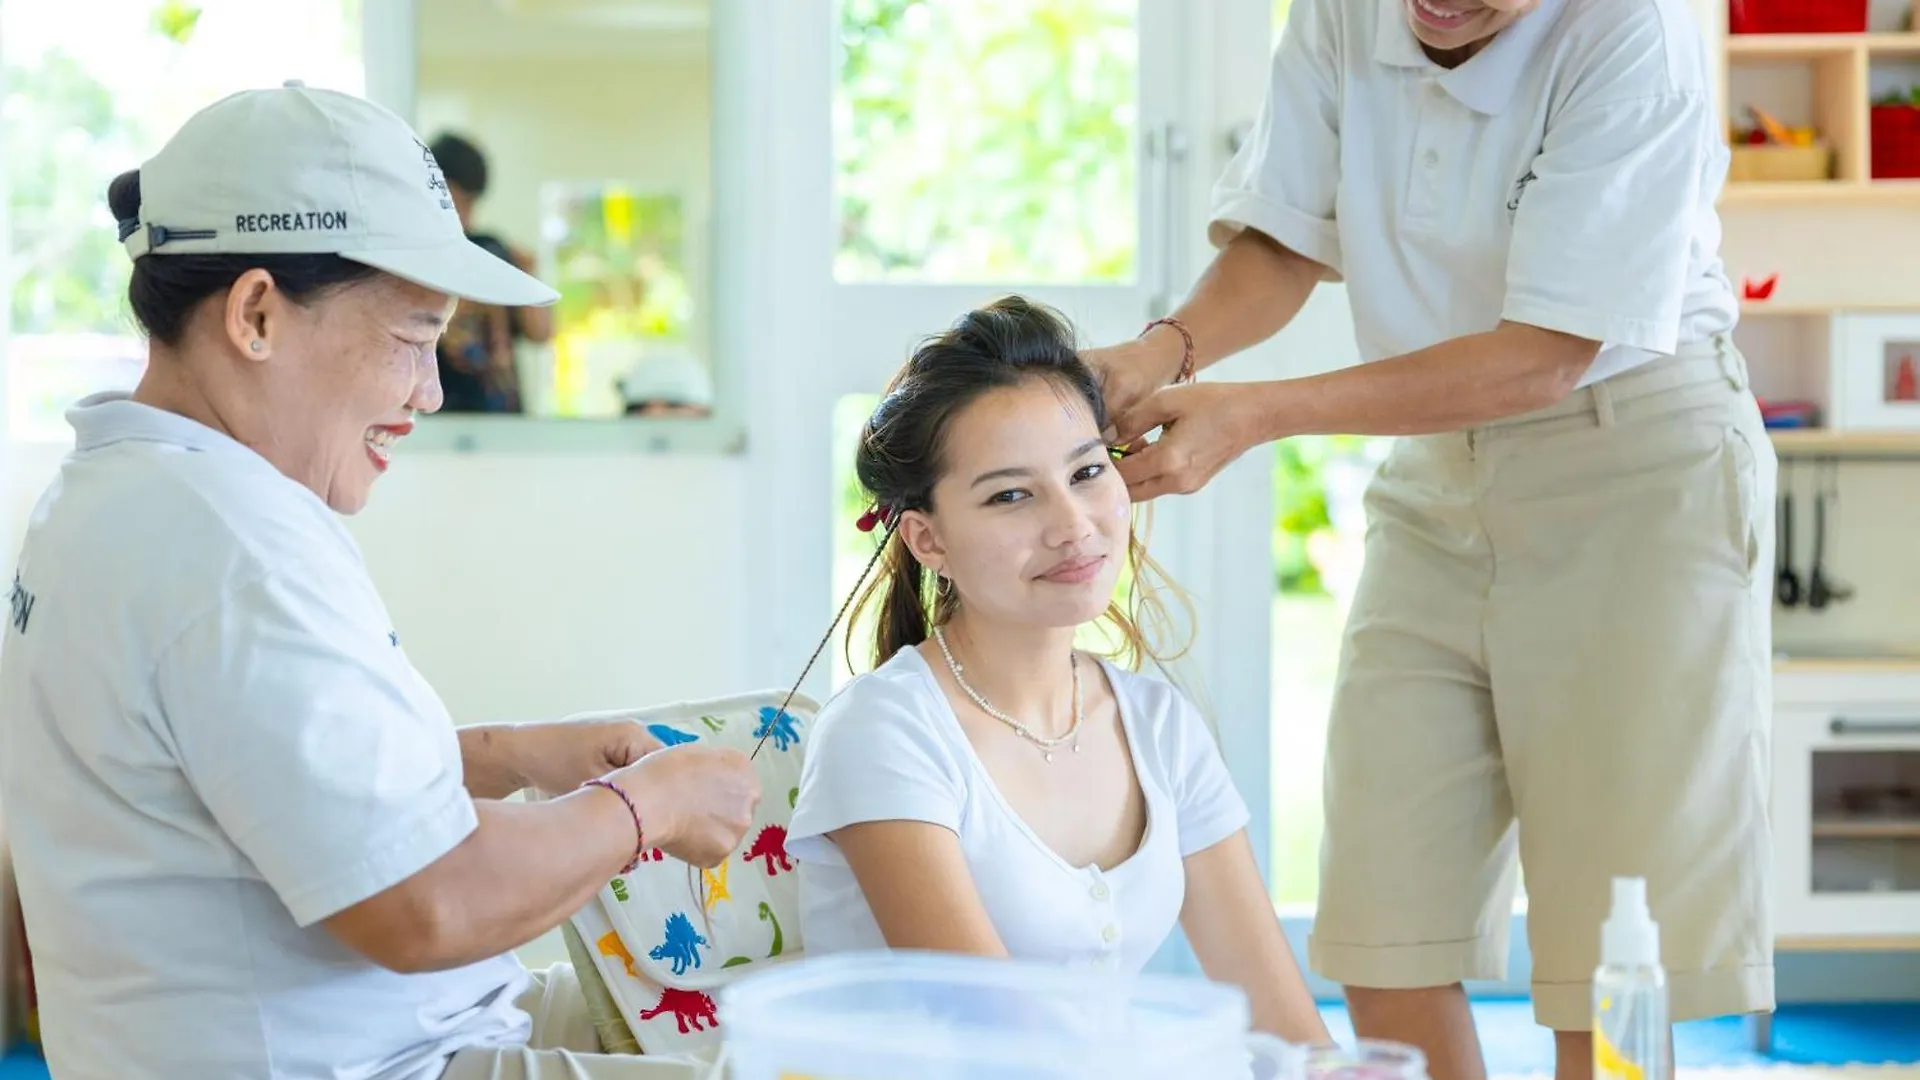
[120, 80, 558, 307]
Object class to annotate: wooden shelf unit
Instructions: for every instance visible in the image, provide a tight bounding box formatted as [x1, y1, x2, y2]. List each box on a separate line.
[1718, 31, 1920, 203]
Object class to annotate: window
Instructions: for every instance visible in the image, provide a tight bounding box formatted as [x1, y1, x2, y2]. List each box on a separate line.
[539, 185, 700, 419]
[834, 0, 1139, 283]
[1269, 435, 1391, 908]
[3, 0, 364, 442]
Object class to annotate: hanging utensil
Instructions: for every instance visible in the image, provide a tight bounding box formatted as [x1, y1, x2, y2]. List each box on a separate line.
[1776, 460, 1801, 608]
[1807, 458, 1853, 611]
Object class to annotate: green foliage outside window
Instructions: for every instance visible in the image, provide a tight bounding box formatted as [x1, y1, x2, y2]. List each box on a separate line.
[836, 0, 1138, 282]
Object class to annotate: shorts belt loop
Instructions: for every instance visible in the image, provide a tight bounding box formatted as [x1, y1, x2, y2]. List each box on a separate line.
[1716, 334, 1749, 391]
[1590, 381, 1616, 427]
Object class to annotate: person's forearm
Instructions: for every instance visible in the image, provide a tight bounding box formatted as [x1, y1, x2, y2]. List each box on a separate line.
[1182, 836, 1331, 1046]
[1250, 322, 1601, 440]
[1163, 232, 1323, 375]
[458, 724, 527, 800]
[396, 791, 636, 972]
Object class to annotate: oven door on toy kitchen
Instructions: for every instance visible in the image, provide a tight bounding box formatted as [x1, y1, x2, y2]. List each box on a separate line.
[1774, 706, 1920, 941]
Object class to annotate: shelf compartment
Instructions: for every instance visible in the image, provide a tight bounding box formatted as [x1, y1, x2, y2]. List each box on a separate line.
[1726, 45, 1869, 182]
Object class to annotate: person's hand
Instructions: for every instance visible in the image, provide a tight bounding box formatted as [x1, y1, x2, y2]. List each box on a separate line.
[615, 746, 762, 869]
[1111, 381, 1273, 501]
[1080, 324, 1188, 437]
[508, 718, 663, 797]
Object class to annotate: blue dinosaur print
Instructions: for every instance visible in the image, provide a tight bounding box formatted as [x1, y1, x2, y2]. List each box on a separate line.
[648, 912, 707, 976]
[647, 723, 700, 747]
[753, 706, 801, 752]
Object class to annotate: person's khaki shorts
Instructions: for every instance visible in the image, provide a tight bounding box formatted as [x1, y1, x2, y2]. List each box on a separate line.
[1308, 336, 1778, 1031]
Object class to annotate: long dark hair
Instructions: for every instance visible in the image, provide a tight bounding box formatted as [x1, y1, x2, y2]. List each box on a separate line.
[108, 170, 379, 346]
[846, 295, 1189, 672]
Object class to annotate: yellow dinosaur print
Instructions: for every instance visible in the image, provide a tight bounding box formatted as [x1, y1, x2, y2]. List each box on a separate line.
[597, 930, 639, 979]
[702, 859, 732, 913]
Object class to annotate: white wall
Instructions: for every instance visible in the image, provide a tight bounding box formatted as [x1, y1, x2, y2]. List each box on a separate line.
[3, 445, 751, 726]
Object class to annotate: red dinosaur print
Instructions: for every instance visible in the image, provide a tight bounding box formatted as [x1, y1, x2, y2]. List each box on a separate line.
[639, 987, 718, 1034]
[743, 824, 792, 876]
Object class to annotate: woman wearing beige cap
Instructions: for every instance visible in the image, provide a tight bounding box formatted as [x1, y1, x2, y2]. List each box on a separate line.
[0, 82, 756, 1080]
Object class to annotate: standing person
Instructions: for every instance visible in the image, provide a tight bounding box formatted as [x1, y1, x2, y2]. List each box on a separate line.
[1083, 3, 1775, 1080]
[428, 132, 556, 413]
[0, 83, 757, 1080]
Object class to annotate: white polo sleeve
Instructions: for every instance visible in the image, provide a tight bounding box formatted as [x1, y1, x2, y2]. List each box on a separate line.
[1150, 685, 1251, 858]
[154, 568, 476, 928]
[1502, 88, 1716, 353]
[787, 673, 967, 868]
[1207, 0, 1344, 278]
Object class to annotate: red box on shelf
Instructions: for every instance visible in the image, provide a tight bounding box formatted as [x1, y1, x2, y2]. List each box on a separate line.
[1729, 0, 1867, 34]
[1872, 104, 1920, 179]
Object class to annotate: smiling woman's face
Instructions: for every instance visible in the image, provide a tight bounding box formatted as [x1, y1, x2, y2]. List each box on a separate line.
[245, 272, 452, 513]
[900, 376, 1131, 631]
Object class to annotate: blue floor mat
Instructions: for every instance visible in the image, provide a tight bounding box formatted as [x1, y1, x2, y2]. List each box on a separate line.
[1318, 1000, 1920, 1074]
[3, 1002, 1915, 1077]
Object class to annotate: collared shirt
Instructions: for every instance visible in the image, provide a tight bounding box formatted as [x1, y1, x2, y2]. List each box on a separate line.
[0, 394, 529, 1079]
[1211, 0, 1737, 386]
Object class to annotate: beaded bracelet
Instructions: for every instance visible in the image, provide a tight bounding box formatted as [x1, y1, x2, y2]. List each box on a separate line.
[582, 777, 646, 874]
[1142, 316, 1196, 385]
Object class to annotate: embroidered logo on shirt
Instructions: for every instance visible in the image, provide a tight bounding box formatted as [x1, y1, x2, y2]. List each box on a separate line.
[1506, 167, 1539, 219]
[7, 573, 35, 634]
[388, 630, 400, 647]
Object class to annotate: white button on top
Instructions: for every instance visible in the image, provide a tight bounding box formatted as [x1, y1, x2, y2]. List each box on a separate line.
[1091, 881, 1110, 901]
[1423, 149, 1440, 167]
[1429, 83, 1446, 99]
[1101, 924, 1119, 944]
[284, 79, 307, 88]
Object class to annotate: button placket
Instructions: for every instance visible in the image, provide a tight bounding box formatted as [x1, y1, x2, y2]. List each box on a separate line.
[1406, 83, 1447, 224]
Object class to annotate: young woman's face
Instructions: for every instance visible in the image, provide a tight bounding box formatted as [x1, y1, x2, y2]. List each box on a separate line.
[904, 376, 1131, 631]
[1404, 0, 1539, 55]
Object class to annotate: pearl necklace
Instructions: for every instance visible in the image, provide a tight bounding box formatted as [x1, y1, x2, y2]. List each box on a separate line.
[933, 625, 1082, 762]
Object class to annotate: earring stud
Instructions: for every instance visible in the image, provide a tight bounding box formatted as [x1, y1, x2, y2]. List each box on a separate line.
[249, 340, 264, 353]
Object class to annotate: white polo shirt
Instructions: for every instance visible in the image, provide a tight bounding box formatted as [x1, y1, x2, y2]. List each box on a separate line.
[0, 394, 529, 1080]
[788, 647, 1250, 974]
[1212, 0, 1737, 385]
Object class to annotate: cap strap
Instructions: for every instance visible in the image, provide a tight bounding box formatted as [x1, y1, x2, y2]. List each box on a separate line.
[123, 223, 218, 260]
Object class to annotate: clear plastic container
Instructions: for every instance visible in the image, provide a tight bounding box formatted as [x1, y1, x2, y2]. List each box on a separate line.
[1305, 1039, 1430, 1080]
[718, 949, 1276, 1080]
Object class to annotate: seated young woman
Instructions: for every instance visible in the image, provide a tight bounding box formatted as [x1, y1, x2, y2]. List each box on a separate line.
[786, 296, 1329, 1046]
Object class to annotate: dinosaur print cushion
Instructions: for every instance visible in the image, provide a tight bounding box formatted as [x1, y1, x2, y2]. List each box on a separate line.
[554, 692, 816, 1059]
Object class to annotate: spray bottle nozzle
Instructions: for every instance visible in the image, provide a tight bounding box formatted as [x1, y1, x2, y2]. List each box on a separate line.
[1601, 875, 1661, 967]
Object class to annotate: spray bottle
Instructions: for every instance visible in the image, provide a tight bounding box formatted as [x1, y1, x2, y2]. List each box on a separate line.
[1593, 877, 1669, 1080]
